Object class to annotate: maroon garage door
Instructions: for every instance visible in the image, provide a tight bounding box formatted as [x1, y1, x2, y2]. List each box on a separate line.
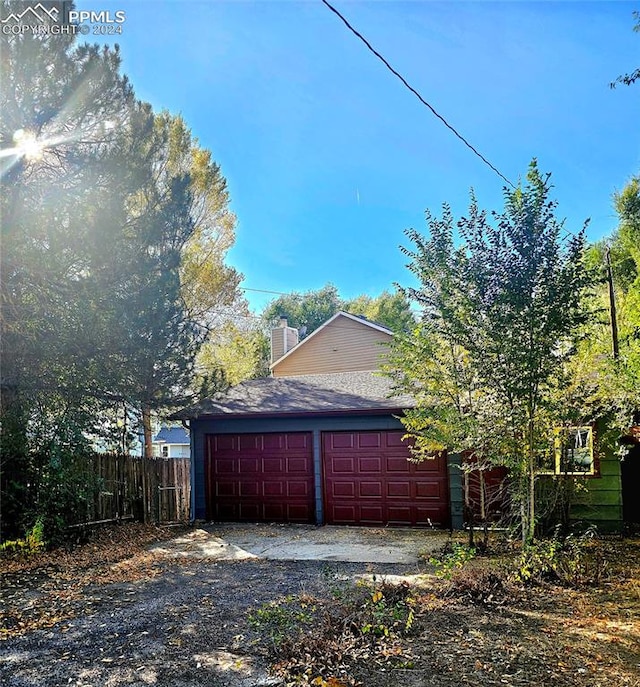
[206, 433, 314, 523]
[323, 430, 449, 527]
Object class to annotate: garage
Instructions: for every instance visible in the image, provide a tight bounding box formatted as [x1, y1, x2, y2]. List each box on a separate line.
[323, 430, 450, 527]
[206, 432, 315, 523]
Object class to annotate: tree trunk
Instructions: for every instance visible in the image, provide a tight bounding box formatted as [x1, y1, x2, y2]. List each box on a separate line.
[142, 404, 153, 459]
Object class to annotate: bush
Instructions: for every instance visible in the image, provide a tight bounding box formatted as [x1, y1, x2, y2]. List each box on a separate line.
[429, 542, 476, 579]
[511, 528, 609, 587]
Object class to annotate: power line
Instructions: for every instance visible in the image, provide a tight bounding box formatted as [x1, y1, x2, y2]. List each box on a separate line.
[321, 0, 515, 189]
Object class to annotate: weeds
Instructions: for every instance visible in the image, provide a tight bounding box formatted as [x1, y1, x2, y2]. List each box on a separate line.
[511, 527, 609, 587]
[249, 576, 420, 686]
[429, 541, 476, 579]
[248, 595, 315, 646]
[0, 517, 45, 555]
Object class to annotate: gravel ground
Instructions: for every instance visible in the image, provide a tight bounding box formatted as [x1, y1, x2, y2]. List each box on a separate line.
[2, 525, 639, 687]
[1, 540, 425, 687]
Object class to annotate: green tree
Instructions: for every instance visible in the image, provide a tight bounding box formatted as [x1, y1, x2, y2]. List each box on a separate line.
[0, 6, 239, 537]
[577, 176, 640, 428]
[389, 162, 593, 541]
[343, 290, 415, 332]
[262, 284, 342, 337]
[0, 6, 145, 537]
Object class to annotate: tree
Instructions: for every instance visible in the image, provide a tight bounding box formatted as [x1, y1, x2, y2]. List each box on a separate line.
[0, 5, 240, 537]
[577, 176, 640, 429]
[343, 290, 415, 332]
[0, 6, 147, 537]
[610, 11, 640, 88]
[389, 162, 593, 541]
[261, 284, 342, 337]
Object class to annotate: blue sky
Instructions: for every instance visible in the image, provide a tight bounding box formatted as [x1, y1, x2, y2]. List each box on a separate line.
[77, 1, 639, 312]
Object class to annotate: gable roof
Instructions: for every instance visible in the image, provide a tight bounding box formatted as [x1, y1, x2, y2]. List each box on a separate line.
[153, 425, 190, 444]
[270, 311, 393, 371]
[172, 371, 414, 420]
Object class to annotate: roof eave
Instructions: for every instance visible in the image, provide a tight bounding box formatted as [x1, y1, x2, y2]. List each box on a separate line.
[179, 406, 412, 421]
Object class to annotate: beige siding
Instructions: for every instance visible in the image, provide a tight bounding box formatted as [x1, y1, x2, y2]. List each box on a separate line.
[273, 315, 392, 377]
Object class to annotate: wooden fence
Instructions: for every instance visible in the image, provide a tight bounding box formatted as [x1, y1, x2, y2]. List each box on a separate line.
[80, 454, 191, 526]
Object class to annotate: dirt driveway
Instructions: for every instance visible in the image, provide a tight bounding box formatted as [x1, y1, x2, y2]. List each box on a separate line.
[2, 524, 638, 687]
[0, 524, 446, 687]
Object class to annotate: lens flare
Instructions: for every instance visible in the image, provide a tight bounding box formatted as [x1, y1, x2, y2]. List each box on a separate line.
[13, 129, 44, 161]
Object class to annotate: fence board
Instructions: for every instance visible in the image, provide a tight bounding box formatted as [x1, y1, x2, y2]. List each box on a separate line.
[76, 455, 190, 526]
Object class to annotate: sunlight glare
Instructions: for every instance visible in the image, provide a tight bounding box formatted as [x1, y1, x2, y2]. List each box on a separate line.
[13, 129, 44, 161]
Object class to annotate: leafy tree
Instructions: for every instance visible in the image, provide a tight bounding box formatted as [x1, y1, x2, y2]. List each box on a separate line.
[0, 5, 240, 536]
[0, 7, 145, 537]
[610, 11, 640, 88]
[389, 162, 593, 541]
[576, 176, 640, 429]
[196, 317, 270, 389]
[343, 290, 415, 332]
[262, 284, 342, 337]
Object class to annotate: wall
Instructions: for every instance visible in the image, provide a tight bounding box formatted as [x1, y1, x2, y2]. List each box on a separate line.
[569, 422, 623, 532]
[272, 316, 392, 377]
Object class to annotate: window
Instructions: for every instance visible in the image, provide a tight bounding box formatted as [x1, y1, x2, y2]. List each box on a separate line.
[536, 426, 595, 475]
[161, 445, 169, 458]
[554, 426, 594, 475]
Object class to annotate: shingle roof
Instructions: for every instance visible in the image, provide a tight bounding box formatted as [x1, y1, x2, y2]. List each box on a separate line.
[153, 425, 190, 444]
[171, 371, 415, 420]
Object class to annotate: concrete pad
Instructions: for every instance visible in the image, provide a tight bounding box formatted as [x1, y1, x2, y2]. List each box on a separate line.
[154, 523, 450, 564]
[151, 528, 258, 560]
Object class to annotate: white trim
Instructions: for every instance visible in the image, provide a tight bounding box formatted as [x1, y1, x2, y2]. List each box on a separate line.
[270, 311, 393, 372]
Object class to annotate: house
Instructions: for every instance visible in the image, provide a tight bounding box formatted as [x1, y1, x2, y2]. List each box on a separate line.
[174, 312, 461, 528]
[174, 310, 630, 532]
[152, 425, 190, 459]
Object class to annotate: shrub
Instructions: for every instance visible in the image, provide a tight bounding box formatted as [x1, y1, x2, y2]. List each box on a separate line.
[429, 542, 476, 579]
[511, 528, 609, 587]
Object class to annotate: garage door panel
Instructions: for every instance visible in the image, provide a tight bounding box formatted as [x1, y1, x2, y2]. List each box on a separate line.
[358, 433, 382, 448]
[359, 456, 381, 472]
[215, 435, 235, 451]
[387, 481, 411, 498]
[330, 434, 355, 449]
[262, 457, 283, 472]
[331, 505, 357, 522]
[287, 456, 311, 472]
[387, 506, 412, 523]
[239, 482, 259, 497]
[323, 431, 449, 527]
[263, 434, 284, 450]
[415, 481, 443, 498]
[213, 458, 235, 474]
[206, 432, 314, 524]
[332, 457, 355, 472]
[216, 481, 236, 497]
[360, 481, 382, 497]
[287, 481, 309, 497]
[386, 457, 410, 473]
[286, 434, 309, 450]
[360, 505, 384, 522]
[333, 482, 355, 497]
[239, 458, 259, 473]
[385, 431, 407, 448]
[238, 435, 261, 451]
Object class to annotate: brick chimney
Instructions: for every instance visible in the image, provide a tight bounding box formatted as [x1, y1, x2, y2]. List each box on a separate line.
[270, 315, 299, 364]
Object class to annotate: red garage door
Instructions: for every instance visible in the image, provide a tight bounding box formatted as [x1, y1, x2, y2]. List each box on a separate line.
[323, 430, 449, 527]
[206, 433, 314, 523]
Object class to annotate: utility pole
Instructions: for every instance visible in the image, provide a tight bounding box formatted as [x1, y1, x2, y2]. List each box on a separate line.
[605, 246, 620, 359]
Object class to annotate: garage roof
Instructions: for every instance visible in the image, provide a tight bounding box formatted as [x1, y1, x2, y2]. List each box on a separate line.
[172, 371, 415, 420]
